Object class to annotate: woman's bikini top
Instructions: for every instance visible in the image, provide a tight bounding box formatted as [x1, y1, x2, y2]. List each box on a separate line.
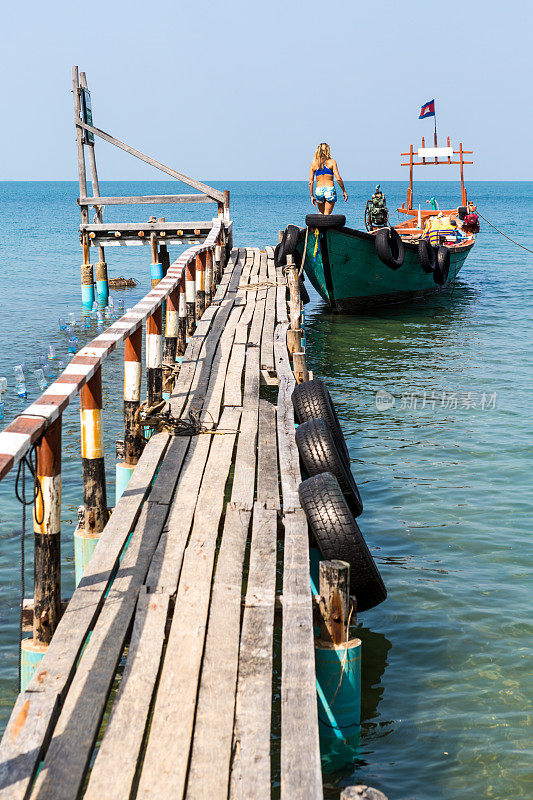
[315, 162, 334, 176]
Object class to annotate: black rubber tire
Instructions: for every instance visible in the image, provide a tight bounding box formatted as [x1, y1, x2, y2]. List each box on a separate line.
[305, 214, 346, 229]
[375, 227, 404, 269]
[292, 378, 350, 467]
[280, 225, 300, 262]
[296, 418, 363, 517]
[457, 205, 467, 221]
[274, 242, 284, 268]
[299, 473, 387, 611]
[299, 278, 310, 305]
[433, 246, 450, 285]
[417, 239, 436, 274]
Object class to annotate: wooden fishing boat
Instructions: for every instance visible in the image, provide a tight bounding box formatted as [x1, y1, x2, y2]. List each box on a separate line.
[294, 136, 477, 311]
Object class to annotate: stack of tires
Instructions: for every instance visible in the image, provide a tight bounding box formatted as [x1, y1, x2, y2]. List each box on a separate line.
[293, 379, 387, 612]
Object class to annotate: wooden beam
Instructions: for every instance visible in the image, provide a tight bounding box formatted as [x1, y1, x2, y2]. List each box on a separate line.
[78, 194, 214, 206]
[80, 221, 213, 233]
[74, 118, 225, 203]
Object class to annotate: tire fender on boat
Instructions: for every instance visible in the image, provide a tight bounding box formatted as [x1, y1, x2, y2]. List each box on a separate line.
[304, 214, 346, 229]
[298, 472, 387, 611]
[280, 224, 300, 263]
[375, 227, 405, 270]
[417, 239, 437, 274]
[433, 246, 450, 285]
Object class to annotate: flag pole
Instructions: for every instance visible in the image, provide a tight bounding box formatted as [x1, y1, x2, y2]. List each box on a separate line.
[434, 105, 438, 147]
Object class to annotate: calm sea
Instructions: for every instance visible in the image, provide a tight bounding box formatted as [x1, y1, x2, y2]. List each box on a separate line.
[0, 181, 531, 799]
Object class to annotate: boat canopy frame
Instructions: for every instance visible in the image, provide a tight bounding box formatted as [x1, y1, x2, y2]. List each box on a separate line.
[401, 135, 473, 209]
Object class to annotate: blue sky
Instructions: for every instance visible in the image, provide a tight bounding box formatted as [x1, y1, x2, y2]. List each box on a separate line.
[0, 0, 531, 181]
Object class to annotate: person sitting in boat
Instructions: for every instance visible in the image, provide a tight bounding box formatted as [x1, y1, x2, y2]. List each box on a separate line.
[309, 143, 348, 215]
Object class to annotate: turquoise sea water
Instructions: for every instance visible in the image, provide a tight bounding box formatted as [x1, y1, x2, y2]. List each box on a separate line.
[0, 181, 532, 799]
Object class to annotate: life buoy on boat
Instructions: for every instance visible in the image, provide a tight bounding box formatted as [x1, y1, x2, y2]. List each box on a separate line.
[433, 246, 450, 285]
[375, 227, 404, 270]
[417, 239, 436, 274]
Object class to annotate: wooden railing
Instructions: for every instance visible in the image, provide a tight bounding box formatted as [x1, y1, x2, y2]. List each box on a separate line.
[0, 217, 230, 653]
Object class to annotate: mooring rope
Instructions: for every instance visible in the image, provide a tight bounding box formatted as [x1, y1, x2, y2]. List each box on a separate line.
[136, 403, 238, 437]
[477, 213, 533, 255]
[14, 445, 43, 691]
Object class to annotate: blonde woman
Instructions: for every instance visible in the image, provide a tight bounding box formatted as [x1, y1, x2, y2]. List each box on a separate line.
[309, 143, 348, 215]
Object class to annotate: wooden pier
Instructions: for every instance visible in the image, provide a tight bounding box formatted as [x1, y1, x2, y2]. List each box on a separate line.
[0, 244, 325, 799]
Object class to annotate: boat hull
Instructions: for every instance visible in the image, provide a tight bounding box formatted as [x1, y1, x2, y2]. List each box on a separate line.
[298, 226, 474, 312]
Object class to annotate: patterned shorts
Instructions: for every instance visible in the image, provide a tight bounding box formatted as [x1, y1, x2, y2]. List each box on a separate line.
[315, 186, 337, 203]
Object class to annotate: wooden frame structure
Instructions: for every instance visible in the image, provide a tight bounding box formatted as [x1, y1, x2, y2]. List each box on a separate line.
[401, 135, 473, 209]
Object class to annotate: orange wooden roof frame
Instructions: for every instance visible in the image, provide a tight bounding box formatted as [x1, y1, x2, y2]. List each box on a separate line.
[401, 135, 473, 210]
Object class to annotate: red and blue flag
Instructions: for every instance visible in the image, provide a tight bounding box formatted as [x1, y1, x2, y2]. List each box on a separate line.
[419, 100, 435, 119]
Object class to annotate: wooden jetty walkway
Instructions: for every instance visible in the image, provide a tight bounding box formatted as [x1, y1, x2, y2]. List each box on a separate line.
[0, 244, 324, 799]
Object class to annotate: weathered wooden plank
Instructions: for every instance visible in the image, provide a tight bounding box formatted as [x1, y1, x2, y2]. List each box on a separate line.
[75, 118, 225, 202]
[230, 504, 278, 800]
[136, 407, 242, 800]
[185, 506, 251, 800]
[276, 264, 288, 324]
[30, 500, 171, 800]
[256, 400, 280, 511]
[84, 589, 169, 800]
[223, 342, 246, 407]
[260, 253, 277, 372]
[280, 509, 322, 800]
[0, 432, 170, 800]
[78, 194, 214, 206]
[81, 221, 213, 233]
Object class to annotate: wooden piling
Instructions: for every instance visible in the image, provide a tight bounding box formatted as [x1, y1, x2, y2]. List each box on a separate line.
[214, 243, 222, 284]
[186, 258, 196, 336]
[195, 252, 206, 319]
[124, 327, 143, 465]
[204, 248, 213, 308]
[32, 417, 62, 645]
[318, 560, 351, 645]
[150, 233, 163, 288]
[177, 273, 187, 356]
[163, 288, 178, 396]
[80, 366, 108, 534]
[146, 308, 163, 407]
[80, 240, 95, 317]
[159, 244, 170, 277]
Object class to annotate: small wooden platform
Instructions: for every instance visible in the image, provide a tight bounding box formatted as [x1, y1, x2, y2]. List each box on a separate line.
[0, 248, 322, 800]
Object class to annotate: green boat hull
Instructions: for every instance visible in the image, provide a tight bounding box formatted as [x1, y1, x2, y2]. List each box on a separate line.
[297, 227, 474, 312]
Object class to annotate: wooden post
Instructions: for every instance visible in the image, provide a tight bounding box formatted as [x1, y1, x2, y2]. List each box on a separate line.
[150, 233, 163, 288]
[286, 256, 302, 332]
[32, 417, 62, 645]
[407, 143, 414, 209]
[459, 142, 467, 205]
[159, 244, 170, 277]
[163, 288, 178, 396]
[80, 235, 95, 316]
[79, 71, 107, 311]
[124, 327, 143, 465]
[146, 308, 163, 407]
[214, 242, 222, 284]
[341, 787, 388, 800]
[318, 560, 351, 644]
[195, 252, 205, 319]
[292, 352, 309, 384]
[185, 258, 196, 336]
[177, 272, 187, 356]
[80, 367, 108, 534]
[204, 248, 213, 308]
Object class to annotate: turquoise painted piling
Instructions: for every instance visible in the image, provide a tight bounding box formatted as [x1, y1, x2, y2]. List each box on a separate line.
[74, 528, 100, 586]
[81, 262, 95, 316]
[150, 262, 164, 286]
[95, 260, 109, 309]
[116, 462, 135, 504]
[20, 638, 46, 691]
[315, 637, 362, 740]
[312, 556, 362, 742]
